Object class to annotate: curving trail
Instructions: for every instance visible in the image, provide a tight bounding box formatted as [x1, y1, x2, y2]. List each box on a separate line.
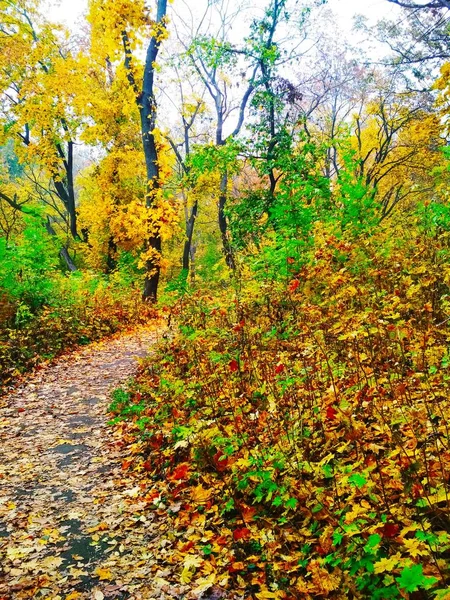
[0, 325, 187, 600]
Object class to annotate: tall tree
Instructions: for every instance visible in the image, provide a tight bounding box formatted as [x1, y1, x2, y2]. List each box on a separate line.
[124, 0, 169, 301]
[87, 0, 170, 301]
[0, 0, 82, 242]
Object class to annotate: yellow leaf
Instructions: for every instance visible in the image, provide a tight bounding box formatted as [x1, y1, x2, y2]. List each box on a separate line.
[373, 554, 401, 574]
[191, 485, 212, 503]
[192, 573, 216, 595]
[428, 487, 448, 505]
[255, 591, 283, 599]
[94, 566, 113, 580]
[40, 555, 64, 569]
[87, 522, 109, 533]
[402, 537, 429, 558]
[7, 546, 35, 560]
[183, 554, 203, 570]
[180, 566, 194, 584]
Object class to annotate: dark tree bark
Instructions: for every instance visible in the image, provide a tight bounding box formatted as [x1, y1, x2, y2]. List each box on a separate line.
[45, 218, 77, 272]
[19, 132, 79, 240]
[122, 0, 168, 302]
[218, 173, 235, 270]
[106, 236, 118, 273]
[182, 200, 198, 272]
[167, 99, 202, 277]
[53, 140, 77, 239]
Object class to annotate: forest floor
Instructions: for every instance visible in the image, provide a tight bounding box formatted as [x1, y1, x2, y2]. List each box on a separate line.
[0, 324, 207, 600]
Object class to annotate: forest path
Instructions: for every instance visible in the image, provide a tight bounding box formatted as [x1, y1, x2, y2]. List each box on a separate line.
[0, 324, 182, 600]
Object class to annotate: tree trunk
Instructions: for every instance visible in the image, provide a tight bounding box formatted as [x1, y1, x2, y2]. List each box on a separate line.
[182, 200, 198, 272]
[106, 236, 117, 272]
[218, 173, 235, 270]
[45, 219, 77, 272]
[139, 0, 168, 302]
[143, 234, 162, 300]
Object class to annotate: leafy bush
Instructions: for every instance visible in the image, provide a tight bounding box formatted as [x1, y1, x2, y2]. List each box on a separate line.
[0, 268, 156, 392]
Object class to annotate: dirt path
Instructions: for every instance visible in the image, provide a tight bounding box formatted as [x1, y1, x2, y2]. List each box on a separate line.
[0, 325, 186, 600]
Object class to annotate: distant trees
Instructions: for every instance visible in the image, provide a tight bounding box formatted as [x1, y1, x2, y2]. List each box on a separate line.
[1, 0, 448, 300]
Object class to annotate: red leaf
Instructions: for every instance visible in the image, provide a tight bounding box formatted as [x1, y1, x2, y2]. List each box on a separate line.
[170, 463, 190, 481]
[233, 320, 245, 332]
[149, 434, 164, 449]
[229, 359, 239, 372]
[180, 540, 194, 552]
[275, 363, 285, 374]
[380, 523, 400, 538]
[17, 408, 25, 413]
[142, 460, 152, 472]
[286, 257, 295, 264]
[213, 451, 229, 472]
[233, 527, 251, 541]
[288, 279, 300, 292]
[326, 406, 338, 421]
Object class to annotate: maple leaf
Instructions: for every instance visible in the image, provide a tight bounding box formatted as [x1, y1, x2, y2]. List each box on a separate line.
[180, 566, 194, 584]
[191, 485, 212, 503]
[373, 555, 400, 574]
[94, 566, 113, 580]
[40, 555, 64, 570]
[170, 462, 191, 480]
[233, 527, 251, 541]
[275, 363, 285, 374]
[380, 523, 400, 539]
[396, 564, 438, 592]
[402, 537, 429, 558]
[213, 450, 229, 472]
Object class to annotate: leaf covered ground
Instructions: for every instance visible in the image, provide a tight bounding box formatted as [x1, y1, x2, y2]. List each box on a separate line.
[109, 224, 450, 600]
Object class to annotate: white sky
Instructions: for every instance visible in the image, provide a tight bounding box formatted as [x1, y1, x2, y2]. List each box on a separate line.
[45, 0, 402, 34]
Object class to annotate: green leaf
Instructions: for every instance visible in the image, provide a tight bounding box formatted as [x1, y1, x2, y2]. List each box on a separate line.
[349, 473, 367, 488]
[396, 564, 438, 592]
[322, 463, 333, 479]
[285, 497, 298, 510]
[332, 531, 344, 546]
[364, 534, 381, 553]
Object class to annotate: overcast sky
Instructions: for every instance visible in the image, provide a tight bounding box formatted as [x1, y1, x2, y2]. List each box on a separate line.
[45, 0, 402, 33]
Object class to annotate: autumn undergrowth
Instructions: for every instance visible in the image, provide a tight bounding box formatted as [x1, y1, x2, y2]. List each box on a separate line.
[111, 216, 450, 599]
[0, 268, 155, 392]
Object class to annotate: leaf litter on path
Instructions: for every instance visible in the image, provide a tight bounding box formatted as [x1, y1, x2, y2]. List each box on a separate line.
[0, 324, 203, 600]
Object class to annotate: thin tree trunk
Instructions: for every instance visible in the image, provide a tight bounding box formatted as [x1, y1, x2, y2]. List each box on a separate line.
[106, 236, 117, 272]
[45, 219, 77, 272]
[218, 173, 235, 270]
[182, 200, 198, 272]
